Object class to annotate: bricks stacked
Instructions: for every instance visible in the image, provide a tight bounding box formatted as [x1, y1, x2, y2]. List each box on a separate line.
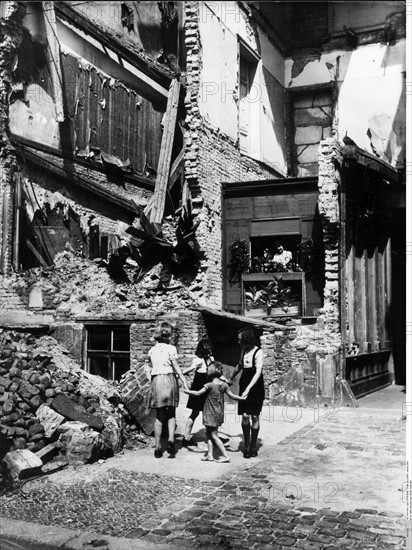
[0, 330, 124, 461]
[119, 367, 155, 436]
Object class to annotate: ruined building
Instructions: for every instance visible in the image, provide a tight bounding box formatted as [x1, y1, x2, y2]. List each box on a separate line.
[0, 2, 406, 413]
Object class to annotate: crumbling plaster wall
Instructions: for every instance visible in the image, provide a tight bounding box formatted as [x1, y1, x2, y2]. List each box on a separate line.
[184, 2, 284, 308]
[285, 6, 406, 168]
[197, 1, 286, 170]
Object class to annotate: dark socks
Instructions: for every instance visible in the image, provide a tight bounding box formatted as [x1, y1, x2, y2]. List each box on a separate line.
[242, 422, 251, 448]
[251, 428, 259, 449]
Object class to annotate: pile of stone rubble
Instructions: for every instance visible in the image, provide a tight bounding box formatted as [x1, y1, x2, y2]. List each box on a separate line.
[0, 330, 140, 476]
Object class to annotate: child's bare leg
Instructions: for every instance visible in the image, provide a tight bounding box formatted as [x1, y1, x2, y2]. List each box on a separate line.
[204, 427, 214, 459]
[184, 410, 199, 440]
[210, 428, 229, 459]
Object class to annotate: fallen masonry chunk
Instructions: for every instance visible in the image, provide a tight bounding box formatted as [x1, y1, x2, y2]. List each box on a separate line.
[3, 449, 43, 481]
[51, 393, 104, 430]
[58, 422, 104, 463]
[119, 368, 155, 435]
[36, 403, 65, 438]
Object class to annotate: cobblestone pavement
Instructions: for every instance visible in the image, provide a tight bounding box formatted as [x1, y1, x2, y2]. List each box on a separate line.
[0, 407, 407, 549]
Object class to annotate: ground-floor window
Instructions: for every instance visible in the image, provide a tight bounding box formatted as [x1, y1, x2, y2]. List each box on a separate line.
[86, 325, 130, 381]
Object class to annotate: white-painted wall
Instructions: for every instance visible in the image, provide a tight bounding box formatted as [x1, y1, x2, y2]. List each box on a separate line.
[198, 1, 287, 174]
[9, 84, 60, 148]
[285, 39, 406, 167]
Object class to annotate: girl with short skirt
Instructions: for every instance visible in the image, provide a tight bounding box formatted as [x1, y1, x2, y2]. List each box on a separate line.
[181, 337, 214, 447]
[228, 327, 265, 459]
[148, 322, 188, 458]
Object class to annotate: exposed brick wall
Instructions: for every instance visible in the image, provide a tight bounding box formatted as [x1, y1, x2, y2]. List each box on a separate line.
[130, 310, 206, 370]
[0, 2, 25, 274]
[317, 138, 342, 340]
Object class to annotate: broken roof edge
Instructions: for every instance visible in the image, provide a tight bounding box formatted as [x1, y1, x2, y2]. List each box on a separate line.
[221, 176, 318, 197]
[55, 1, 176, 88]
[12, 135, 156, 192]
[342, 144, 403, 185]
[194, 306, 296, 331]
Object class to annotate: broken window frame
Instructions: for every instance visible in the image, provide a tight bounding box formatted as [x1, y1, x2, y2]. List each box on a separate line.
[85, 324, 131, 382]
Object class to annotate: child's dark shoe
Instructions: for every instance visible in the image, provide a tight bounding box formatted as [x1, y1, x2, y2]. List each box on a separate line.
[243, 447, 251, 459]
[250, 447, 258, 457]
[166, 441, 175, 456]
[154, 449, 163, 458]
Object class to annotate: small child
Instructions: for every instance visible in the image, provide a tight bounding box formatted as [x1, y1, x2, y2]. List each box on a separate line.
[184, 361, 246, 463]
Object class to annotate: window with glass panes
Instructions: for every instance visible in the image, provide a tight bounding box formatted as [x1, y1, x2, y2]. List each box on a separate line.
[86, 325, 130, 381]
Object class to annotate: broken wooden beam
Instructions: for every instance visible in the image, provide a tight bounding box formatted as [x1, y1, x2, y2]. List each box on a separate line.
[25, 239, 49, 268]
[42, 2, 65, 122]
[149, 79, 181, 224]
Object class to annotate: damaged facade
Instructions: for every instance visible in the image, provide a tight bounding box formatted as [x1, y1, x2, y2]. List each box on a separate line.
[0, 0, 406, 455]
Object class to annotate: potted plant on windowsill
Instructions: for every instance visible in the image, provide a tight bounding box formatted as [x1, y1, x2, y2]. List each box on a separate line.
[244, 285, 266, 317]
[259, 276, 299, 317]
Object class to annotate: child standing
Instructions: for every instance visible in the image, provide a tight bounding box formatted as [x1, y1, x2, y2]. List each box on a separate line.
[148, 321, 188, 458]
[184, 361, 246, 463]
[181, 337, 214, 447]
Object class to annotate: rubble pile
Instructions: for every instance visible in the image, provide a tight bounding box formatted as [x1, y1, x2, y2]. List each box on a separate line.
[10, 250, 197, 317]
[0, 330, 129, 463]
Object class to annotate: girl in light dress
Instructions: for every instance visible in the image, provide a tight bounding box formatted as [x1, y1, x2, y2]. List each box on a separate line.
[184, 361, 246, 463]
[148, 322, 188, 458]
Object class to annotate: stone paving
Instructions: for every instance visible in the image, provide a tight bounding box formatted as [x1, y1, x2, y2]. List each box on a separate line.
[0, 401, 407, 549]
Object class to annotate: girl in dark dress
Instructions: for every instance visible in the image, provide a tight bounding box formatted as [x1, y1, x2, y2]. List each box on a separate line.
[184, 361, 246, 463]
[228, 328, 265, 458]
[181, 337, 213, 447]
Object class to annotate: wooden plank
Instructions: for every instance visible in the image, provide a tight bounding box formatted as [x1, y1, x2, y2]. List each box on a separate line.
[384, 238, 392, 349]
[376, 248, 386, 350]
[149, 79, 180, 224]
[25, 239, 49, 268]
[196, 306, 291, 330]
[250, 217, 301, 237]
[12, 173, 21, 271]
[366, 250, 378, 351]
[354, 251, 367, 353]
[42, 2, 65, 122]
